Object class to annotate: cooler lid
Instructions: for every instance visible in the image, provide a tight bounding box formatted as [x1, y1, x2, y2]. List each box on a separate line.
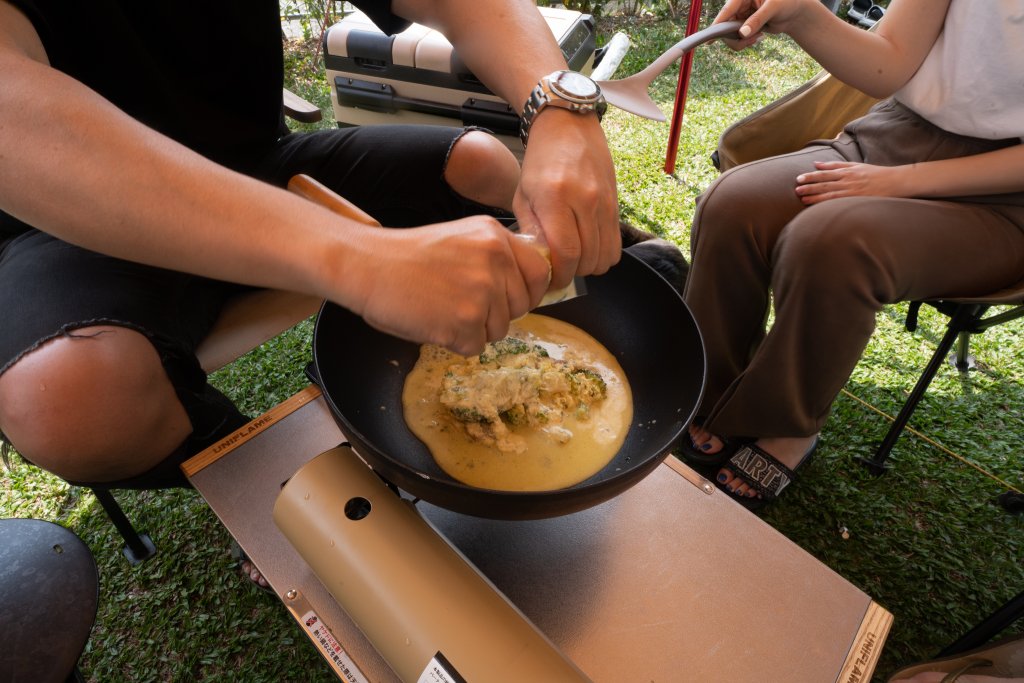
[325, 7, 589, 75]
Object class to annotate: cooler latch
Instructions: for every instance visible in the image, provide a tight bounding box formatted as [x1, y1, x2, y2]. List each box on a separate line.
[335, 77, 520, 136]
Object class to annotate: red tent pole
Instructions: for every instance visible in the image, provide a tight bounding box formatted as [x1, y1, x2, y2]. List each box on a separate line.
[663, 0, 704, 175]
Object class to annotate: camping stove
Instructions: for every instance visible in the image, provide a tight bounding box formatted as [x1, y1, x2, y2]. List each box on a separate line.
[183, 386, 890, 683]
[273, 445, 589, 683]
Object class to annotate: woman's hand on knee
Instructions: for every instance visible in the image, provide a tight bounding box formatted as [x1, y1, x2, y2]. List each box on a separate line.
[795, 161, 908, 204]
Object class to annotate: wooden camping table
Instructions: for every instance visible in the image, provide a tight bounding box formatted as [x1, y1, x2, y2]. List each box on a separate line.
[183, 386, 891, 683]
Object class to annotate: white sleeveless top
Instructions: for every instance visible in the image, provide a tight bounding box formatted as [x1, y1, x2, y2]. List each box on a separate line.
[894, 0, 1024, 140]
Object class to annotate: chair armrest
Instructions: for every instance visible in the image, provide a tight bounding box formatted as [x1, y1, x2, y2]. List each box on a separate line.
[196, 289, 322, 373]
[283, 88, 323, 124]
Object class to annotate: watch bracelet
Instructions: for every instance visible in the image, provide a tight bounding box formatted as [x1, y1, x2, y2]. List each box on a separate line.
[519, 73, 605, 147]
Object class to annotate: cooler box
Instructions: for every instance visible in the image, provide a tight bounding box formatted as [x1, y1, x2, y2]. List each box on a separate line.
[323, 7, 598, 157]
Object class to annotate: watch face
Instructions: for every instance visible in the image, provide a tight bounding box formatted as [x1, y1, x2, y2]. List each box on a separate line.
[551, 71, 599, 100]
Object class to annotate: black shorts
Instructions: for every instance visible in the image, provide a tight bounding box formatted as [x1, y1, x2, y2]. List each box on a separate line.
[0, 124, 500, 482]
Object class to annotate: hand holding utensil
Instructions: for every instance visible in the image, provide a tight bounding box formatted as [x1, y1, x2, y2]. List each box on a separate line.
[596, 21, 743, 121]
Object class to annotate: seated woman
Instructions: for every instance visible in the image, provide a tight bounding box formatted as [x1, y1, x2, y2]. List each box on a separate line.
[680, 0, 1024, 509]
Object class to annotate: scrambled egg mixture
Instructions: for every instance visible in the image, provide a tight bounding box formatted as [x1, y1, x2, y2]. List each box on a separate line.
[438, 337, 608, 454]
[403, 313, 632, 492]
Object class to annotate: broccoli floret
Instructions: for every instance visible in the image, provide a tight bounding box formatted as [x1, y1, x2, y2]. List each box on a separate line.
[449, 406, 488, 423]
[478, 337, 548, 364]
[568, 368, 607, 401]
[500, 405, 527, 426]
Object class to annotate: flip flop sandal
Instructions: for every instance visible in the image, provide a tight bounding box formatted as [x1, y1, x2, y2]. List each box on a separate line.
[716, 437, 819, 511]
[886, 632, 1024, 681]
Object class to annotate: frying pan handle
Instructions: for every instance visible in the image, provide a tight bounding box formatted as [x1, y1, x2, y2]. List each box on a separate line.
[287, 174, 382, 227]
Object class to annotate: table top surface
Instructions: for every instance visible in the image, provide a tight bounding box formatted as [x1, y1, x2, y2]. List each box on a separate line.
[184, 386, 890, 683]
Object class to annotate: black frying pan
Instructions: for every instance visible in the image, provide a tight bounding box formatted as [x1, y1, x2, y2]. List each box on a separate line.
[311, 250, 706, 520]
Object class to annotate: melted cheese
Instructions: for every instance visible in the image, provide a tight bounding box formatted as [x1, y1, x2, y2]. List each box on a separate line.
[402, 314, 632, 491]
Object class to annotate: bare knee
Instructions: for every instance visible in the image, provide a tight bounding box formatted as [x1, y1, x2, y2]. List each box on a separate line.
[445, 130, 520, 211]
[0, 326, 191, 482]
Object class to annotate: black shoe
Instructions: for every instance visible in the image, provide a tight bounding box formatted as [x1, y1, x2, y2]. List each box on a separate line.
[625, 239, 689, 295]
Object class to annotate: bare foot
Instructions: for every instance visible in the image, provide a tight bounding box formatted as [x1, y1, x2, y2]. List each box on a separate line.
[231, 541, 270, 591]
[240, 557, 270, 590]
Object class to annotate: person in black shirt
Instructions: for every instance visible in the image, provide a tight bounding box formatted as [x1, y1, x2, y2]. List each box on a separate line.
[0, 1, 623, 493]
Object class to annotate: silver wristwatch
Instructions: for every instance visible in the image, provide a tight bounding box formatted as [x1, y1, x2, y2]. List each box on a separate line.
[519, 70, 607, 146]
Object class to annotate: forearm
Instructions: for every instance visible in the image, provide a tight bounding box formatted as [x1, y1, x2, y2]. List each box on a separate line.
[718, 0, 950, 99]
[0, 52, 378, 305]
[392, 0, 618, 287]
[797, 144, 1024, 205]
[783, 4, 910, 98]
[894, 144, 1024, 198]
[392, 0, 566, 112]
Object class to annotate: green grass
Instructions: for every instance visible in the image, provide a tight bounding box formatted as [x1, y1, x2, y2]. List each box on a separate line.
[3, 14, 1022, 682]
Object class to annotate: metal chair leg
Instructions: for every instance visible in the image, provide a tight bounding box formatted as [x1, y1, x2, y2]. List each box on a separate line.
[861, 305, 984, 475]
[936, 590, 1024, 657]
[952, 330, 975, 370]
[91, 487, 157, 564]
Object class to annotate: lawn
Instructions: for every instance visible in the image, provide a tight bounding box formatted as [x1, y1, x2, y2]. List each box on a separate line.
[2, 8, 1022, 682]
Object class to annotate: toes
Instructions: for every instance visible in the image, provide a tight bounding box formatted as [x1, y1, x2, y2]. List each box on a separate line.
[690, 426, 725, 453]
[688, 424, 709, 443]
[241, 559, 270, 588]
[716, 468, 761, 500]
[716, 468, 733, 487]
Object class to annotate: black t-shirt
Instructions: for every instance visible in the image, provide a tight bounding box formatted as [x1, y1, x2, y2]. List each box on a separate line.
[8, 0, 407, 171]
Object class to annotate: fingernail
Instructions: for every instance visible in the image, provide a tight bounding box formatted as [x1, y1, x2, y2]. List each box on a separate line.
[701, 442, 712, 451]
[717, 473, 728, 483]
[796, 175, 806, 182]
[739, 25, 751, 37]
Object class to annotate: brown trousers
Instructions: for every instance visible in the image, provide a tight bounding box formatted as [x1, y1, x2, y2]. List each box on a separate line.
[683, 99, 1024, 438]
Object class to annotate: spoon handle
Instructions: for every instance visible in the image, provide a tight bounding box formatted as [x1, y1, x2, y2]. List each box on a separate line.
[627, 20, 744, 85]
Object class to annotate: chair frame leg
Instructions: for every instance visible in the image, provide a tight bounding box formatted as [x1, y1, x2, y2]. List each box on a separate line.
[936, 590, 1024, 657]
[91, 488, 157, 565]
[860, 304, 985, 475]
[952, 330, 975, 370]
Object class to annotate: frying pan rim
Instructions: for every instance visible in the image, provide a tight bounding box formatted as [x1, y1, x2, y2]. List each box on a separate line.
[311, 250, 705, 510]
[316, 373, 691, 501]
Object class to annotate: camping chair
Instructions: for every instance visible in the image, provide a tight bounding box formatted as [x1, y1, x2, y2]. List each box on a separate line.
[713, 70, 1024, 498]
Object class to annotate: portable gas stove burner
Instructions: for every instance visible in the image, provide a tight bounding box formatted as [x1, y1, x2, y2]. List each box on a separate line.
[274, 444, 591, 683]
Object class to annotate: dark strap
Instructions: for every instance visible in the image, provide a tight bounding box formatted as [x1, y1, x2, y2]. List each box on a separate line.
[726, 443, 799, 500]
[940, 658, 993, 683]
